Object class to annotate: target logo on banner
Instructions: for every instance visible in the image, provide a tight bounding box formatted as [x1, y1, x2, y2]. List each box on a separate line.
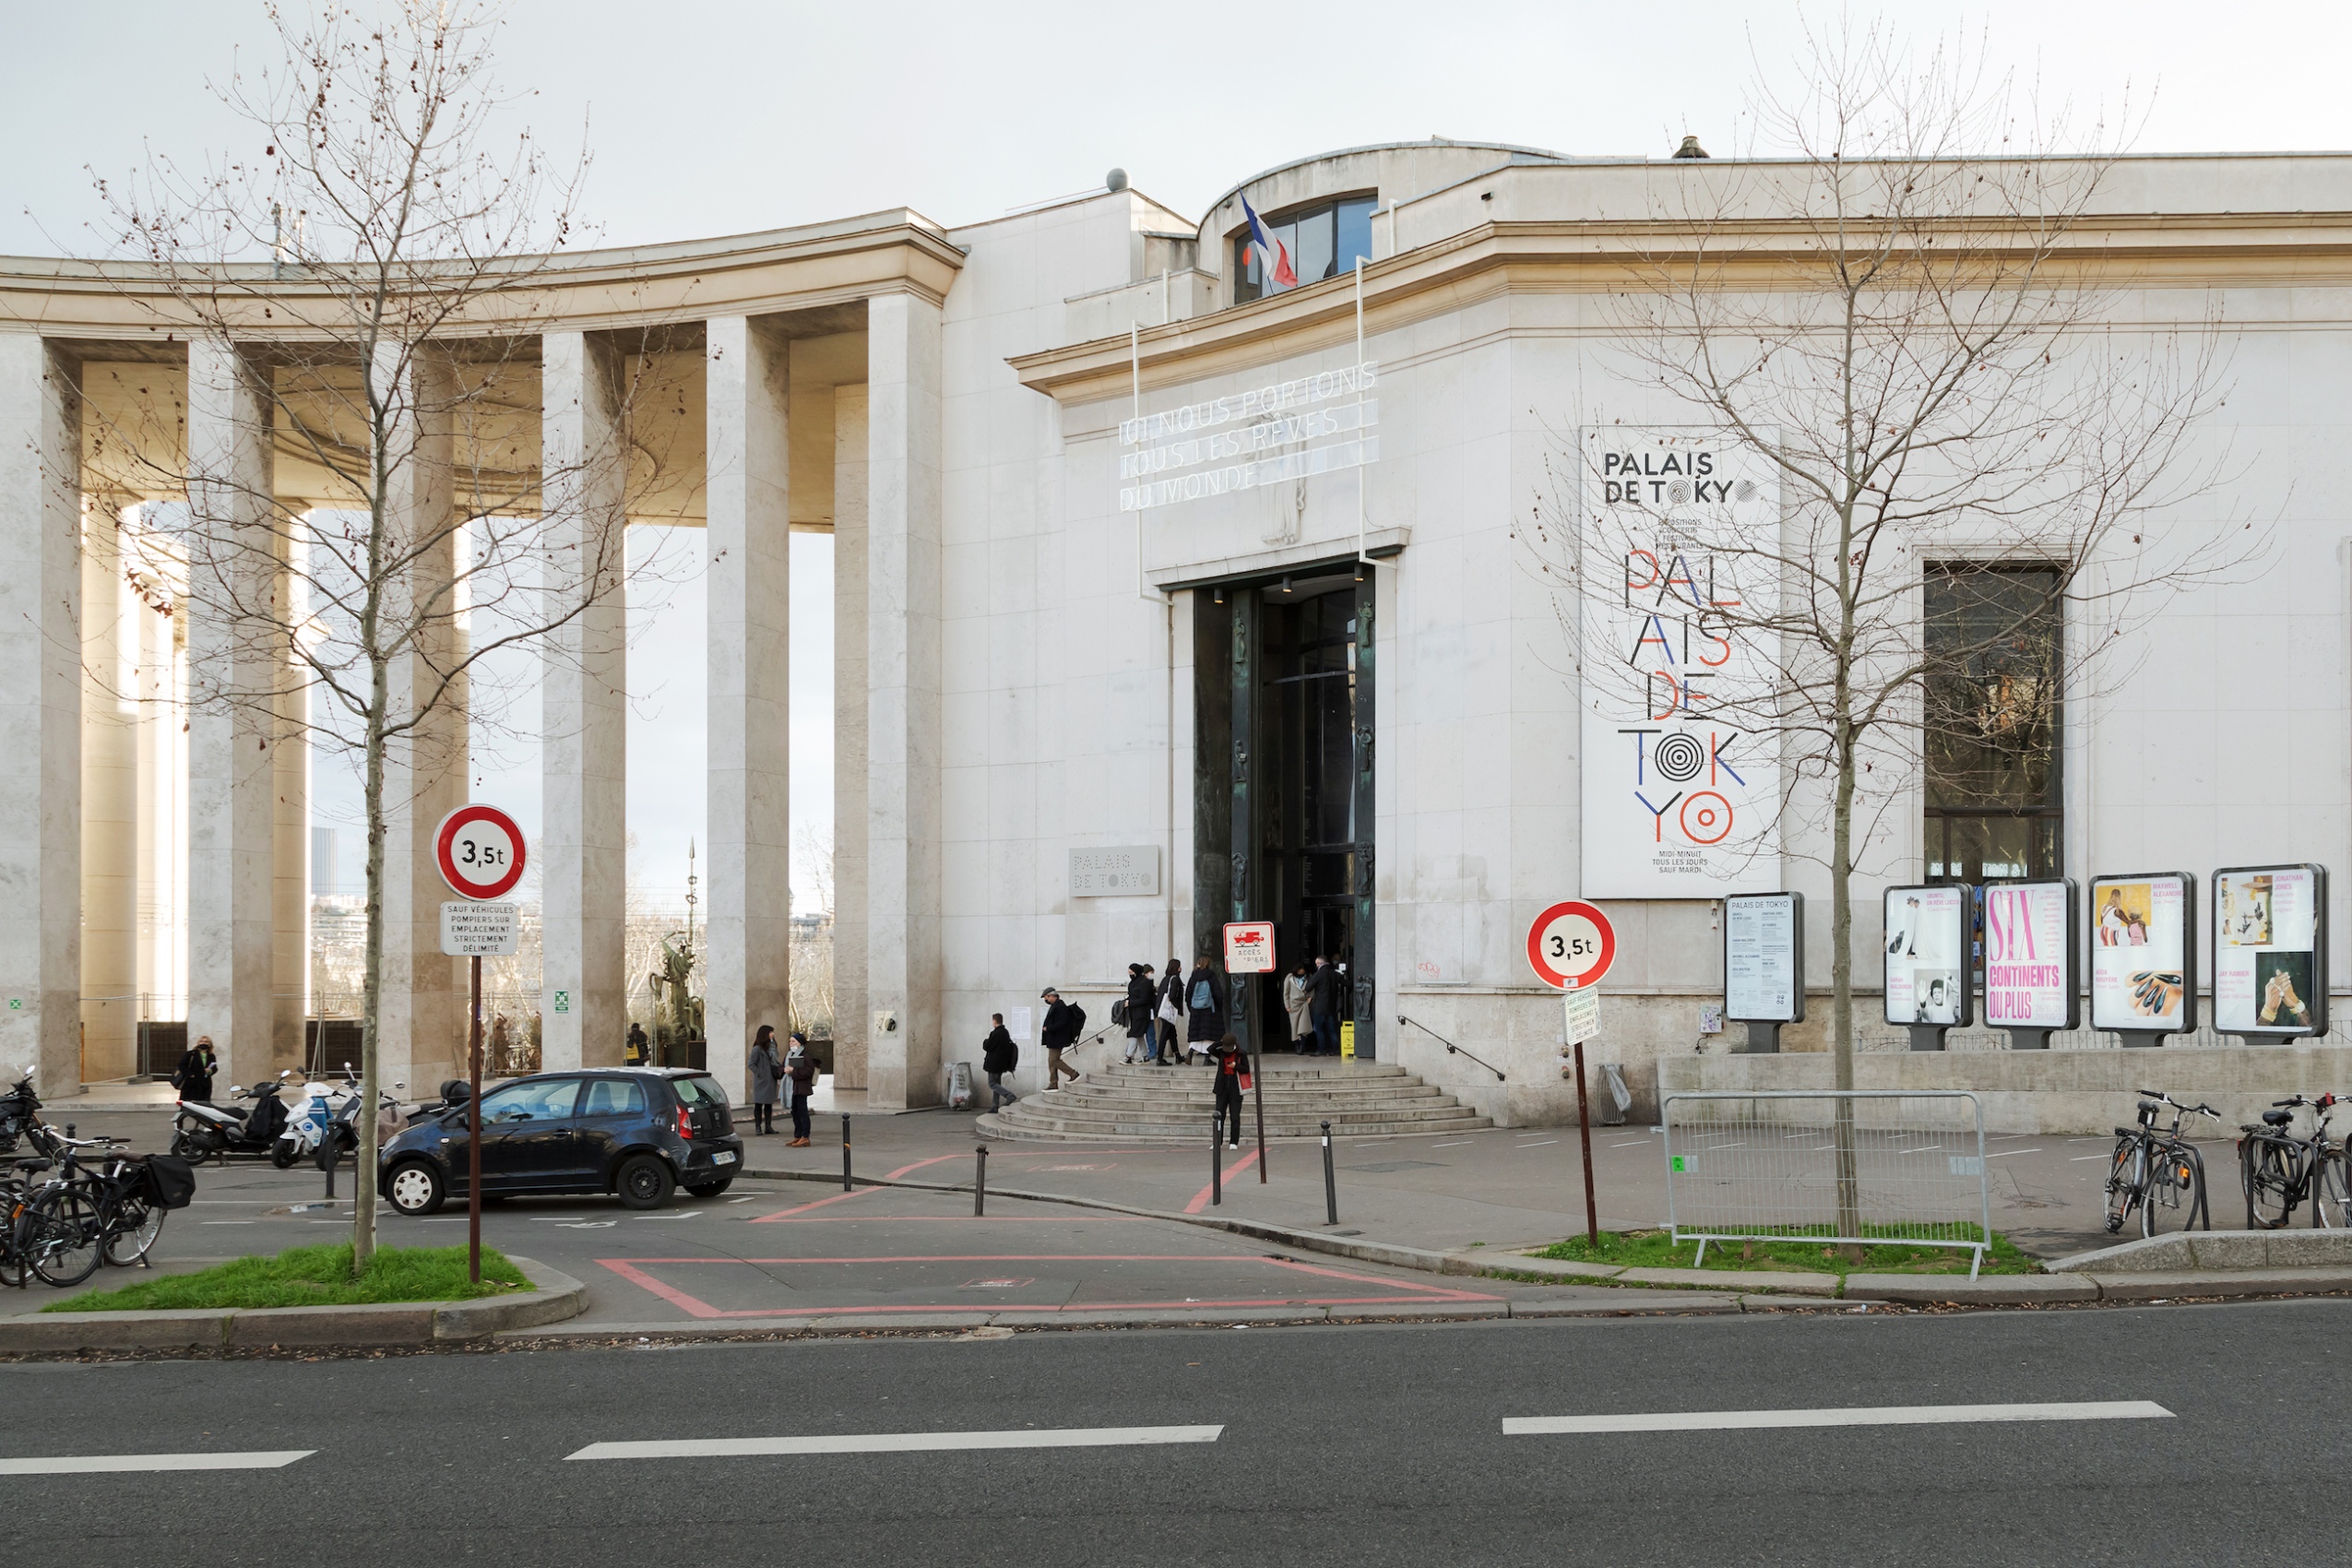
[1527, 900, 1617, 992]
[1653, 732, 1705, 780]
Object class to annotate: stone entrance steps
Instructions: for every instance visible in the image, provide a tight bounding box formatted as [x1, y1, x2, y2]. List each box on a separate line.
[976, 1057, 1491, 1144]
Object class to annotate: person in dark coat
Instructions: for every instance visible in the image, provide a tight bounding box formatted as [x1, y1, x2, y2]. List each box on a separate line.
[1209, 1033, 1247, 1147]
[746, 1024, 783, 1135]
[1122, 964, 1158, 1063]
[785, 1031, 818, 1144]
[981, 1014, 1019, 1111]
[172, 1036, 220, 1103]
[1183, 958, 1226, 1063]
[1039, 988, 1085, 1089]
[1309, 956, 1343, 1056]
[1154, 959, 1185, 1065]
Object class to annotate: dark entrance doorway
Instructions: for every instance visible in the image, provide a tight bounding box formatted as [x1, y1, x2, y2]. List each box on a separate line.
[1192, 569, 1375, 1059]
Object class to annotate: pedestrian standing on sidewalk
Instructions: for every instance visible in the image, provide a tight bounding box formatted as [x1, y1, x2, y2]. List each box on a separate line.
[1282, 963, 1313, 1053]
[747, 1024, 783, 1135]
[1155, 958, 1185, 1065]
[172, 1036, 220, 1103]
[982, 1014, 1020, 1111]
[785, 1031, 818, 1144]
[1184, 957, 1226, 1063]
[1209, 1033, 1247, 1147]
[1310, 955, 1342, 1057]
[1122, 964, 1158, 1063]
[1040, 987, 1086, 1089]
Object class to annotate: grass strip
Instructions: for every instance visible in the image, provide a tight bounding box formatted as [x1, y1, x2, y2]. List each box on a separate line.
[44, 1242, 531, 1313]
[1526, 1227, 2040, 1277]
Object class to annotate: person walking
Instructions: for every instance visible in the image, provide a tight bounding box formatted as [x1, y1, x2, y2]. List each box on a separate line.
[1122, 964, 1158, 1063]
[1310, 956, 1343, 1056]
[747, 1024, 784, 1135]
[1282, 963, 1313, 1053]
[982, 1014, 1020, 1111]
[784, 1031, 818, 1144]
[1183, 956, 1226, 1064]
[172, 1035, 220, 1103]
[1154, 958, 1185, 1065]
[1040, 987, 1086, 1089]
[1209, 1033, 1247, 1147]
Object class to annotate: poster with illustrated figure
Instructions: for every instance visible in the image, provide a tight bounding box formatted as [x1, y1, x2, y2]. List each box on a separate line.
[2215, 865, 2327, 1036]
[1883, 885, 1970, 1027]
[1578, 429, 1782, 898]
[2089, 873, 2193, 1033]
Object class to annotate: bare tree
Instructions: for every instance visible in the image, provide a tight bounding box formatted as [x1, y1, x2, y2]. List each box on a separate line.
[87, 2, 683, 1269]
[1524, 22, 2251, 1233]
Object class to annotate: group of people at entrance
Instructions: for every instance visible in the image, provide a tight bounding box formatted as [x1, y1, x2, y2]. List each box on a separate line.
[745, 1025, 817, 1143]
[1116, 953, 1349, 1063]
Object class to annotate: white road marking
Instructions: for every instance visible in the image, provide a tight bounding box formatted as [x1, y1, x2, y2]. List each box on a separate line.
[1985, 1149, 2041, 1158]
[1503, 1401, 2170, 1436]
[2071, 1155, 2111, 1161]
[1431, 1141, 1472, 1148]
[0, 1450, 314, 1475]
[1895, 1146, 1943, 1155]
[1515, 1140, 1560, 1148]
[201, 1220, 257, 1226]
[567, 1425, 1224, 1460]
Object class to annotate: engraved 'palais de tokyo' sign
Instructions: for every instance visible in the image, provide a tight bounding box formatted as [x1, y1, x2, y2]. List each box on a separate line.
[1070, 846, 1161, 897]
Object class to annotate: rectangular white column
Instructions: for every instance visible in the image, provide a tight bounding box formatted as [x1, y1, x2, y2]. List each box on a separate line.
[81, 500, 139, 1081]
[864, 294, 944, 1110]
[540, 332, 628, 1070]
[0, 337, 83, 1094]
[374, 348, 464, 1092]
[184, 339, 279, 1092]
[831, 386, 870, 1090]
[705, 317, 791, 1099]
[272, 540, 307, 1075]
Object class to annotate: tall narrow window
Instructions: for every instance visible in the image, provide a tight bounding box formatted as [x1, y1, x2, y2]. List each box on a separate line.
[1922, 564, 2063, 883]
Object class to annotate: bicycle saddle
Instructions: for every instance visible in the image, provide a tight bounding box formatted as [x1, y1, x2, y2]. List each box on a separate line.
[2263, 1109, 2295, 1126]
[11, 1157, 51, 1170]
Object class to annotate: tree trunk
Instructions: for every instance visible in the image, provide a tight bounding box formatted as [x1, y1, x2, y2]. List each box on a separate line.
[354, 659, 389, 1274]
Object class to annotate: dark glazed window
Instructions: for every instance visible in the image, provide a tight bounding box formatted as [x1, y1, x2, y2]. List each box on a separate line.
[1922, 564, 2063, 884]
[1232, 194, 1377, 303]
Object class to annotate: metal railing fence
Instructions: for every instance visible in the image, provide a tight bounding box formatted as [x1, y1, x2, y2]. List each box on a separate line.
[1661, 1090, 1995, 1279]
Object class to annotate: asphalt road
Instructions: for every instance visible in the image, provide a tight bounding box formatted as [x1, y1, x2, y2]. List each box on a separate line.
[2, 1300, 2340, 1565]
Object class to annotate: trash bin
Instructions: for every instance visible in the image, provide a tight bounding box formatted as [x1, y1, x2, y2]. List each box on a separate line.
[1598, 1063, 1632, 1126]
[946, 1060, 974, 1111]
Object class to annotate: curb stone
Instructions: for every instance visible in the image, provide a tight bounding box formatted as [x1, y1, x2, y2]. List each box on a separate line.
[0, 1256, 586, 1355]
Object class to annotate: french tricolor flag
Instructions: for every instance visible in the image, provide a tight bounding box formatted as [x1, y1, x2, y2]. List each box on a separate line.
[1241, 194, 1296, 291]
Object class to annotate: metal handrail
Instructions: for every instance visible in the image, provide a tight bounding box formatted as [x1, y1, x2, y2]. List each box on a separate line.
[1396, 1014, 1504, 1081]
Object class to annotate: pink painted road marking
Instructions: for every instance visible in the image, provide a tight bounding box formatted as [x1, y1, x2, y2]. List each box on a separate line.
[749, 1154, 966, 1222]
[1183, 1148, 1260, 1214]
[595, 1255, 1503, 1321]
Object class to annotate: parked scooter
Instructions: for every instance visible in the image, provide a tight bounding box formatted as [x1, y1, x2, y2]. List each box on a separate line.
[312, 1078, 408, 1169]
[170, 1075, 293, 1164]
[0, 1074, 40, 1155]
[274, 1066, 360, 1170]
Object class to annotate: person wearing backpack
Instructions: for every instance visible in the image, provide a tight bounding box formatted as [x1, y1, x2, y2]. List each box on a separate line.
[1208, 1033, 1249, 1147]
[1153, 958, 1185, 1065]
[1039, 987, 1085, 1089]
[172, 1036, 220, 1103]
[981, 1014, 1020, 1111]
[1183, 957, 1226, 1063]
[1120, 963, 1158, 1063]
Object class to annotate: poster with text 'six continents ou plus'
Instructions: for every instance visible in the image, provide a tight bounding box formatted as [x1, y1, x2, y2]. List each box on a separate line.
[1577, 429, 1783, 898]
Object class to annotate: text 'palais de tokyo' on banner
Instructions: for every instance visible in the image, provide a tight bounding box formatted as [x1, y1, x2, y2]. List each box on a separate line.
[1578, 428, 1782, 898]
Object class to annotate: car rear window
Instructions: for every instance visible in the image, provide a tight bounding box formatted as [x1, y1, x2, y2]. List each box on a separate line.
[579, 1079, 647, 1117]
[672, 1075, 730, 1109]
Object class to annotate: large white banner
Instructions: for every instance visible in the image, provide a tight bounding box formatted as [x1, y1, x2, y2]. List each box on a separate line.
[1578, 430, 1782, 897]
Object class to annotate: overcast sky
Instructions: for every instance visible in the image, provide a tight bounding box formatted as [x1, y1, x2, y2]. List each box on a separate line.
[11, 2, 2350, 912]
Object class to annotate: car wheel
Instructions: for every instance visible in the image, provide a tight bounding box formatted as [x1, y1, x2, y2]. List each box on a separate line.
[615, 1154, 675, 1210]
[386, 1160, 445, 1216]
[683, 1178, 733, 1199]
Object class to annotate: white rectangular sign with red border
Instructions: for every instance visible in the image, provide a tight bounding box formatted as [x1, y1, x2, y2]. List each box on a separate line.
[1224, 921, 1277, 975]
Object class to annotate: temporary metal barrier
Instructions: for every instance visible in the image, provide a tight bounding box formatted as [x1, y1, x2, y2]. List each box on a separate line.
[1660, 1090, 1995, 1279]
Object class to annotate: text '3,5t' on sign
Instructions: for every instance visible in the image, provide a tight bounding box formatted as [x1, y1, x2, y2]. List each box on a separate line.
[434, 803, 527, 901]
[1528, 901, 1616, 991]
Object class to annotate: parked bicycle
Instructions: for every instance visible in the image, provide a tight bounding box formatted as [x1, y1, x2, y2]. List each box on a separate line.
[3, 1125, 195, 1289]
[2239, 1094, 2352, 1230]
[2104, 1088, 2219, 1238]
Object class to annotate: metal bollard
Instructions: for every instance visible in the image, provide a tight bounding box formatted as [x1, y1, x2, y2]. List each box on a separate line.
[974, 1146, 989, 1216]
[842, 1114, 853, 1193]
[1210, 1111, 1223, 1206]
[1321, 1120, 1337, 1225]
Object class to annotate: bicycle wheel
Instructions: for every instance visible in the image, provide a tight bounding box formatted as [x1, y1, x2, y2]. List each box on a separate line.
[2244, 1137, 2299, 1229]
[2103, 1138, 2142, 1234]
[100, 1194, 162, 1266]
[2313, 1154, 2352, 1230]
[2141, 1149, 2169, 1239]
[26, 1187, 103, 1288]
[0, 1194, 29, 1289]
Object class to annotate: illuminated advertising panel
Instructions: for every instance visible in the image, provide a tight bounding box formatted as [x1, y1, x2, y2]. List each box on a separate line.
[1883, 885, 1973, 1028]
[1981, 880, 2077, 1030]
[2214, 864, 2329, 1036]
[1723, 891, 1804, 1023]
[2088, 873, 2196, 1034]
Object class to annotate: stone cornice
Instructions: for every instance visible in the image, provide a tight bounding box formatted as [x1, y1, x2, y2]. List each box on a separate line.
[0, 211, 963, 342]
[1010, 210, 2352, 407]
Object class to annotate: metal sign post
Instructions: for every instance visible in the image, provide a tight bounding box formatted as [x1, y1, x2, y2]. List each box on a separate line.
[435, 802, 527, 1288]
[1530, 901, 1616, 1253]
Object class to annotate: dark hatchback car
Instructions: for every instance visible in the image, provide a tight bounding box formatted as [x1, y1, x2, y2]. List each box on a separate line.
[380, 1068, 742, 1217]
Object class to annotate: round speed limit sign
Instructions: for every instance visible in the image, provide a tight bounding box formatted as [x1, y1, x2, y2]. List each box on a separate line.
[434, 803, 527, 901]
[1527, 900, 1616, 992]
